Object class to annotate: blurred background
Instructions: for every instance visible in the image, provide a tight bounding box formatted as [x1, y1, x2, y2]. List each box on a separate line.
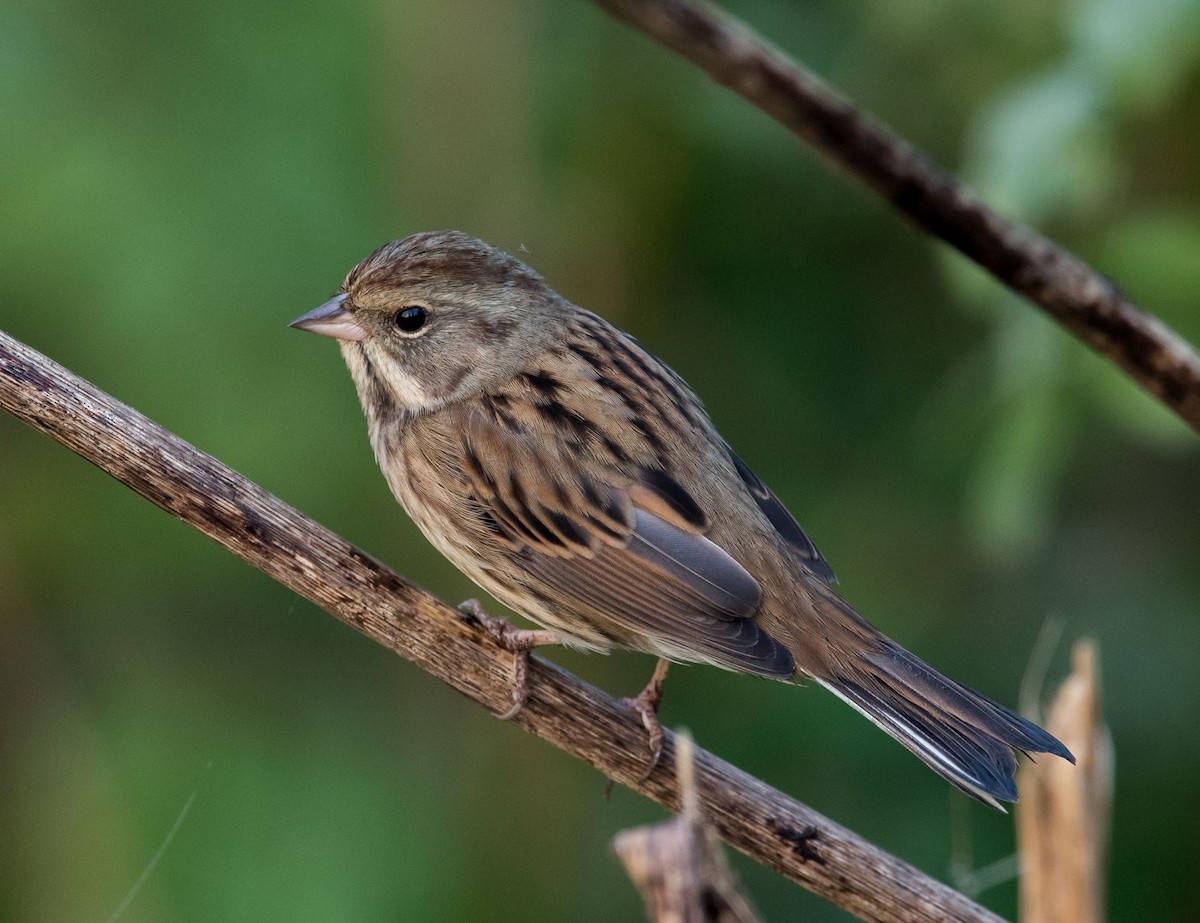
[2, 0, 1199, 919]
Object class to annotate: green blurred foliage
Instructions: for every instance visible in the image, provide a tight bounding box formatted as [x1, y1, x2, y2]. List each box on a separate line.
[2, 0, 1198, 919]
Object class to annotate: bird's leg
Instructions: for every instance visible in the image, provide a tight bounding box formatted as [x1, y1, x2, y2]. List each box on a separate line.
[458, 599, 560, 720]
[622, 658, 671, 781]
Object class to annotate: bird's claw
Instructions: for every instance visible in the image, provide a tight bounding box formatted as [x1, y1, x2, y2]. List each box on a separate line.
[621, 658, 671, 782]
[458, 599, 558, 720]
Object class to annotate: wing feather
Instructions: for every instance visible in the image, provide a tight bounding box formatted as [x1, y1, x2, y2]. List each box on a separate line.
[725, 444, 836, 585]
[460, 411, 793, 677]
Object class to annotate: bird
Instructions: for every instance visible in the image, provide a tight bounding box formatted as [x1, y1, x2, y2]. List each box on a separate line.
[290, 230, 1073, 808]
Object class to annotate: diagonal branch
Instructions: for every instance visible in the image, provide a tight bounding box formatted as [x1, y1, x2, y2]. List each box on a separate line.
[1, 329, 1004, 922]
[590, 0, 1200, 433]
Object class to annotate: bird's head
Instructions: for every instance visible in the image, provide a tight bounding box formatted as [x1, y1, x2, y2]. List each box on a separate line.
[291, 231, 566, 416]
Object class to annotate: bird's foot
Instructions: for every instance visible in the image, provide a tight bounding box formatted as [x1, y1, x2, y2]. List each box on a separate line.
[621, 658, 671, 782]
[458, 599, 559, 720]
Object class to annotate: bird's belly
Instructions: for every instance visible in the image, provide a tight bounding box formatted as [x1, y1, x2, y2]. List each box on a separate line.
[381, 454, 619, 653]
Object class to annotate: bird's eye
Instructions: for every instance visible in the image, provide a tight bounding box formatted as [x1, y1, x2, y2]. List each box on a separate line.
[394, 306, 428, 334]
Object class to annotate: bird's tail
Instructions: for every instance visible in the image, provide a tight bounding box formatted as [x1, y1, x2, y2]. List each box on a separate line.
[807, 605, 1074, 809]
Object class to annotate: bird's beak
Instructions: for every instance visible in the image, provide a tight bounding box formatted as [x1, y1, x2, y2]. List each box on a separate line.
[289, 294, 367, 341]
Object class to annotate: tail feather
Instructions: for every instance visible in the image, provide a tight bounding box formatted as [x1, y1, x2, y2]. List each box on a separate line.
[818, 642, 1074, 810]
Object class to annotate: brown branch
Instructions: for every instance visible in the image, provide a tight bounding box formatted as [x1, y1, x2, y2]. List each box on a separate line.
[589, 0, 1200, 433]
[1, 331, 1005, 922]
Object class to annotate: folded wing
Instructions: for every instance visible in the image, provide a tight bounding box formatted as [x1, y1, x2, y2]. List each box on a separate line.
[460, 411, 793, 677]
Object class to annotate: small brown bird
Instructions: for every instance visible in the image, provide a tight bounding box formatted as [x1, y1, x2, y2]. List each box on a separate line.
[291, 230, 1072, 808]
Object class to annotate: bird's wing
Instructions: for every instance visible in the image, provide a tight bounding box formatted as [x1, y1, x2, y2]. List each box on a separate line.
[459, 411, 793, 677]
[724, 444, 836, 585]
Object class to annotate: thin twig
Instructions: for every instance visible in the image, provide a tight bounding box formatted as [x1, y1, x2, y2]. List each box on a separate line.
[589, 0, 1200, 433]
[106, 790, 199, 923]
[614, 732, 762, 922]
[0, 330, 1004, 922]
